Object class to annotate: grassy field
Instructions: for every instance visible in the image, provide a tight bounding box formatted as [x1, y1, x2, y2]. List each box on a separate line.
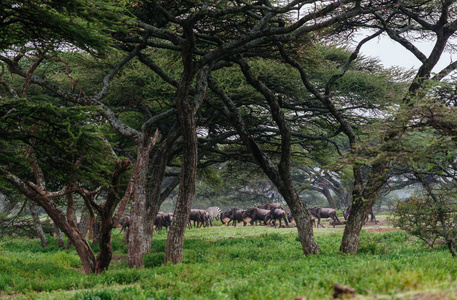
[1, 216, 457, 299]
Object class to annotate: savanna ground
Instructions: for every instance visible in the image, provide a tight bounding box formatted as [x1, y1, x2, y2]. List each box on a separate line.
[1, 215, 457, 300]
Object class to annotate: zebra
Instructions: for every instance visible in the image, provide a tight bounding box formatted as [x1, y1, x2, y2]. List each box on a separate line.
[205, 206, 222, 226]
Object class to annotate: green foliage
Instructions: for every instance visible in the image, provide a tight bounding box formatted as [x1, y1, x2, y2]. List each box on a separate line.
[393, 195, 457, 250]
[0, 99, 116, 188]
[0, 0, 133, 53]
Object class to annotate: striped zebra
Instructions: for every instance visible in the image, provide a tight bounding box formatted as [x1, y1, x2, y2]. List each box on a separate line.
[205, 206, 222, 225]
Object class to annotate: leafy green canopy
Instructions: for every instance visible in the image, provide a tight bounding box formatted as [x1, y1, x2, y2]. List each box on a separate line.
[0, 0, 133, 52]
[0, 99, 117, 189]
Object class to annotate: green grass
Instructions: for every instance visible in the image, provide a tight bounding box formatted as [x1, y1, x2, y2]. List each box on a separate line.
[1, 220, 457, 299]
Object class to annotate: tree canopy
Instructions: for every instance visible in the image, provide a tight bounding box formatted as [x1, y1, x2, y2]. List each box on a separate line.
[1, 0, 457, 271]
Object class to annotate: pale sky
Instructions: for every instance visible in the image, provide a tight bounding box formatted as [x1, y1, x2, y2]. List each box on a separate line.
[357, 33, 456, 75]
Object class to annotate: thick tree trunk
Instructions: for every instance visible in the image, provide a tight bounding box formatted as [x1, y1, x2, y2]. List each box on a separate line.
[281, 188, 321, 254]
[127, 158, 152, 268]
[164, 59, 202, 265]
[29, 202, 48, 247]
[95, 215, 114, 273]
[340, 163, 385, 254]
[139, 130, 180, 265]
[164, 106, 197, 265]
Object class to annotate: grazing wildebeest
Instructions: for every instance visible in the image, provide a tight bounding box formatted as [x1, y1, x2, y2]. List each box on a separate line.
[286, 211, 294, 223]
[160, 212, 173, 230]
[309, 207, 340, 228]
[242, 207, 270, 226]
[205, 206, 222, 224]
[154, 211, 174, 231]
[257, 203, 282, 210]
[220, 209, 233, 226]
[221, 208, 247, 227]
[343, 205, 376, 223]
[188, 209, 210, 229]
[265, 208, 289, 228]
[117, 215, 130, 233]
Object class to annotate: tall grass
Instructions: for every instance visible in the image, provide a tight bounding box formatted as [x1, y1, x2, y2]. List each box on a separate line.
[1, 224, 457, 299]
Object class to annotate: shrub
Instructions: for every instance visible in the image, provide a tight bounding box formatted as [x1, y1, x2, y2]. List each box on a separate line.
[392, 195, 457, 256]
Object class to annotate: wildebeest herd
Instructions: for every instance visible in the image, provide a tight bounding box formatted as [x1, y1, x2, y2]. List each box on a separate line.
[117, 203, 374, 232]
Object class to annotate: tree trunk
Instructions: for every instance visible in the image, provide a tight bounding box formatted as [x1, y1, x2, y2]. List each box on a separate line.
[207, 72, 320, 256]
[164, 102, 198, 265]
[127, 157, 152, 268]
[54, 223, 65, 248]
[79, 209, 90, 239]
[140, 129, 180, 266]
[281, 187, 321, 254]
[92, 220, 100, 248]
[29, 202, 48, 247]
[340, 163, 385, 254]
[164, 58, 202, 264]
[95, 213, 114, 273]
[322, 187, 336, 209]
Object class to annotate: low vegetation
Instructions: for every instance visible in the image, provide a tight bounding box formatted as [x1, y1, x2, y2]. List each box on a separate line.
[1, 219, 457, 299]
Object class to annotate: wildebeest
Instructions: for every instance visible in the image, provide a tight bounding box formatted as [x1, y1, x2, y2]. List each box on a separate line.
[242, 207, 270, 226]
[221, 208, 247, 227]
[160, 212, 173, 229]
[309, 207, 340, 228]
[265, 208, 289, 228]
[154, 211, 173, 231]
[343, 205, 376, 223]
[286, 211, 295, 224]
[257, 203, 282, 210]
[188, 209, 210, 228]
[117, 215, 130, 233]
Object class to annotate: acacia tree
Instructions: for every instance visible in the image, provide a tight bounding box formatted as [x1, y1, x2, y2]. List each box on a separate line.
[120, 0, 403, 262]
[0, 0, 176, 270]
[0, 98, 128, 274]
[334, 0, 457, 254]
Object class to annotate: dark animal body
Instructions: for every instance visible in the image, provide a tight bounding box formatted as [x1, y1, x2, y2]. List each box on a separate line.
[155, 211, 173, 231]
[265, 208, 289, 227]
[188, 209, 210, 228]
[117, 215, 130, 233]
[242, 207, 270, 226]
[221, 208, 247, 227]
[309, 207, 340, 228]
[116, 213, 173, 233]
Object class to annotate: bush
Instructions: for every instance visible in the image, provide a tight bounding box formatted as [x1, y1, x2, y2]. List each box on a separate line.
[392, 195, 457, 256]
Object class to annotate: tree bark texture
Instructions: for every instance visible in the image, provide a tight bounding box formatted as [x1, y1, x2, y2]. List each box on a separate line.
[127, 158, 152, 268]
[164, 95, 198, 265]
[340, 163, 386, 254]
[136, 130, 180, 266]
[54, 223, 65, 248]
[95, 213, 114, 273]
[29, 202, 48, 248]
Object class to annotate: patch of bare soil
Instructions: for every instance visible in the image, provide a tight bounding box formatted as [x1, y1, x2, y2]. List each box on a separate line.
[365, 228, 399, 233]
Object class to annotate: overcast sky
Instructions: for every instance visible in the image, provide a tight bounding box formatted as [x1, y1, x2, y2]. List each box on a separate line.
[357, 34, 456, 74]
